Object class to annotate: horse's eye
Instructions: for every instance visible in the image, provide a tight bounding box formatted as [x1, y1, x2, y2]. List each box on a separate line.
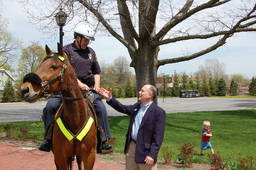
[50, 65, 58, 70]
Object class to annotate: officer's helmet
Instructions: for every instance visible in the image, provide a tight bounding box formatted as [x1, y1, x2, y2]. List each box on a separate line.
[74, 24, 95, 41]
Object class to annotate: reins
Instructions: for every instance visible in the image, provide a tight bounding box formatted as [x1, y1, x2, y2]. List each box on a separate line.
[45, 94, 84, 100]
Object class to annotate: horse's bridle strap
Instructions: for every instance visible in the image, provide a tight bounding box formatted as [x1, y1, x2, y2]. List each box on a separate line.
[42, 54, 67, 98]
[56, 116, 94, 141]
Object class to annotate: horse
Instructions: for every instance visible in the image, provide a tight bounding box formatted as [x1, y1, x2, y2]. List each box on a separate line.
[20, 43, 96, 170]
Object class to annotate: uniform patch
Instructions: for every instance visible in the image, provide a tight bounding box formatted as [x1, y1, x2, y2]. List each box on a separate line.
[88, 54, 92, 59]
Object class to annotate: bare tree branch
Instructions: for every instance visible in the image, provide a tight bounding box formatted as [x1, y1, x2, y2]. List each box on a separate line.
[157, 3, 256, 67]
[155, 0, 230, 41]
[154, 2, 256, 46]
[117, 0, 138, 58]
[78, 0, 137, 53]
[154, 26, 256, 46]
[117, 0, 140, 42]
[16, 0, 256, 93]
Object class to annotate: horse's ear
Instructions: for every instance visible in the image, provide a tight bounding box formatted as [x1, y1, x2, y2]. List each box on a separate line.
[45, 45, 52, 55]
[57, 43, 64, 56]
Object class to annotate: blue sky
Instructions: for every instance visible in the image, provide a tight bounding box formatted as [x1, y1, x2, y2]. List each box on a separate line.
[2, 0, 256, 79]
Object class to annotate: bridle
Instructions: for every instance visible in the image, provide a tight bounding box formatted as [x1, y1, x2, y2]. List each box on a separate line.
[40, 54, 83, 100]
[40, 54, 67, 98]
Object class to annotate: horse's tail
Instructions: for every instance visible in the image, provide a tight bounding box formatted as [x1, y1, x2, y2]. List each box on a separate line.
[67, 157, 73, 170]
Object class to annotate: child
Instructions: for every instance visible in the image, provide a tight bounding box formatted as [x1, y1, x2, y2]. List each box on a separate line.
[199, 121, 215, 156]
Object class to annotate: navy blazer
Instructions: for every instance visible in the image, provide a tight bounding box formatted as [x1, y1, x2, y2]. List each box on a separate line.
[107, 97, 166, 164]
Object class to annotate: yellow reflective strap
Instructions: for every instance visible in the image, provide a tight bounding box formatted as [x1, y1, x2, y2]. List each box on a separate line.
[49, 54, 64, 61]
[76, 117, 94, 141]
[56, 118, 74, 141]
[58, 55, 65, 61]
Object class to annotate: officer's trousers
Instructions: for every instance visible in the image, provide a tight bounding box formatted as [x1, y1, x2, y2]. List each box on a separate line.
[42, 93, 111, 140]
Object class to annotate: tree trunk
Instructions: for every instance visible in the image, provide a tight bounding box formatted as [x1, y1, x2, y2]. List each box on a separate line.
[134, 40, 159, 98]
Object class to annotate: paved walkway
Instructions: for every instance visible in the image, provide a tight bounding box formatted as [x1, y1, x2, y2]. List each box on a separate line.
[0, 142, 125, 170]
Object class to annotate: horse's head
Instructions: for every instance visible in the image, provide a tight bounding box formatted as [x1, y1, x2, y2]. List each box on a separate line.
[21, 43, 68, 103]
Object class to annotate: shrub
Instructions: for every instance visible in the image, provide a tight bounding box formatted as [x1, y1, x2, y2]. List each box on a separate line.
[1, 124, 16, 137]
[177, 142, 196, 168]
[19, 126, 29, 139]
[161, 145, 174, 164]
[225, 151, 239, 170]
[237, 154, 254, 170]
[207, 152, 225, 170]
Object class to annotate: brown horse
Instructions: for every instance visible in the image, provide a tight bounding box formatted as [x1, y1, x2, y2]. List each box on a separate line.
[20, 43, 96, 170]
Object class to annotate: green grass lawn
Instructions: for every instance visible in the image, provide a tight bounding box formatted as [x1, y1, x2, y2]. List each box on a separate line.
[1, 109, 255, 166]
[109, 109, 256, 165]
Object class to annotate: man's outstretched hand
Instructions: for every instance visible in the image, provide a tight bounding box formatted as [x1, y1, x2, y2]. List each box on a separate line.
[98, 88, 112, 99]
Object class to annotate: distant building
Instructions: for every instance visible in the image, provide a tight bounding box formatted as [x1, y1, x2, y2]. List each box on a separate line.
[237, 83, 249, 95]
[0, 68, 15, 92]
[156, 76, 173, 88]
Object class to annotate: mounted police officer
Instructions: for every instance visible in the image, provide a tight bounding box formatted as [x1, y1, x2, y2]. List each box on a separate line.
[39, 24, 113, 154]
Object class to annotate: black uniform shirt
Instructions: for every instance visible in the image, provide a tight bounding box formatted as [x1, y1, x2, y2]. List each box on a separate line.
[63, 42, 101, 81]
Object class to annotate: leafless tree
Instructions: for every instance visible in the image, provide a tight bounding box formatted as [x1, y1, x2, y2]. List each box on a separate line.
[20, 0, 256, 93]
[0, 14, 21, 70]
[17, 41, 45, 76]
[113, 56, 133, 84]
[196, 58, 228, 81]
[100, 56, 134, 88]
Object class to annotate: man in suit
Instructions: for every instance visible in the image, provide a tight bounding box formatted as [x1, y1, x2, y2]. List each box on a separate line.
[98, 84, 166, 170]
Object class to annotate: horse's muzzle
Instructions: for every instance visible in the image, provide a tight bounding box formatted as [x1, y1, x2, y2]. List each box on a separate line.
[21, 73, 43, 103]
[23, 73, 42, 85]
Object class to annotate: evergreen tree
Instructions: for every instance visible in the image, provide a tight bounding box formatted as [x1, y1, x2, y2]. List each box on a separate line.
[214, 78, 219, 95]
[133, 85, 137, 97]
[118, 87, 125, 98]
[216, 78, 227, 96]
[209, 76, 216, 96]
[201, 76, 210, 94]
[194, 73, 202, 92]
[249, 76, 256, 96]
[112, 88, 119, 98]
[230, 78, 238, 96]
[171, 74, 180, 97]
[125, 78, 134, 97]
[181, 73, 190, 90]
[189, 79, 196, 90]
[1, 79, 16, 102]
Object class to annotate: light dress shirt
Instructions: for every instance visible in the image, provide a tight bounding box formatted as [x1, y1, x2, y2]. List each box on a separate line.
[131, 101, 153, 141]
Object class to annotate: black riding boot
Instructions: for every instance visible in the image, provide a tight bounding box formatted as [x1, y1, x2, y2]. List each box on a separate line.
[96, 128, 113, 154]
[39, 140, 52, 152]
[39, 122, 53, 152]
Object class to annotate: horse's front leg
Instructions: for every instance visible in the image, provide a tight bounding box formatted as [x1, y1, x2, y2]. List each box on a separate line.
[54, 156, 69, 170]
[52, 128, 71, 170]
[81, 126, 96, 170]
[82, 148, 95, 170]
